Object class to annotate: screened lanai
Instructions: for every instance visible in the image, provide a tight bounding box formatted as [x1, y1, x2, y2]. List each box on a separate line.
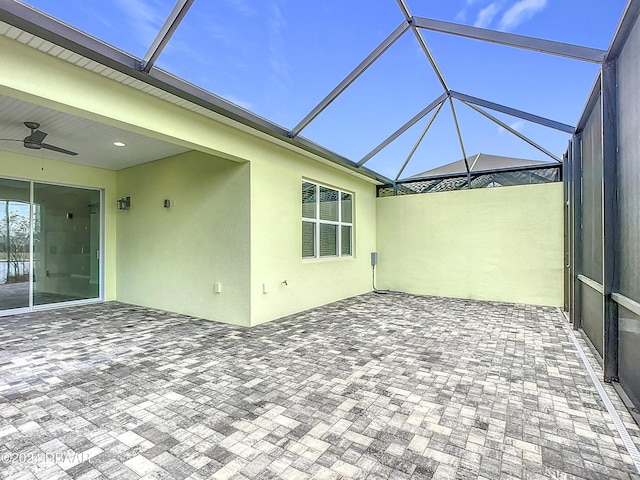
[2, 1, 640, 479]
[0, 0, 627, 184]
[0, 0, 638, 393]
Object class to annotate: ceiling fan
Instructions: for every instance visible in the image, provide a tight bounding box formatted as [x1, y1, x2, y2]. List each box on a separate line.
[0, 121, 78, 156]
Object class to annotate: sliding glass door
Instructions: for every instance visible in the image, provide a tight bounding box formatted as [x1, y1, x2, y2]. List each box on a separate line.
[0, 179, 31, 311]
[33, 183, 101, 306]
[0, 178, 102, 314]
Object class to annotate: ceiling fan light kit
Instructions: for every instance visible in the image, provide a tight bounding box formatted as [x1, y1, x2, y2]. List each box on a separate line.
[0, 121, 78, 156]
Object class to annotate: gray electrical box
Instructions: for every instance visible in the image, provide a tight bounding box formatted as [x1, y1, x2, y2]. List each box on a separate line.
[371, 252, 378, 266]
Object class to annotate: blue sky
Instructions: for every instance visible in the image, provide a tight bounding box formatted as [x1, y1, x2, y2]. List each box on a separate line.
[23, 0, 628, 179]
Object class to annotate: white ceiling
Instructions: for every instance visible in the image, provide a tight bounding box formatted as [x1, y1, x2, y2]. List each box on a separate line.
[0, 94, 190, 170]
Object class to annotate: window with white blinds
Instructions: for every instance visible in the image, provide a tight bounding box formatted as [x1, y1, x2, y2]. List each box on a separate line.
[302, 181, 353, 259]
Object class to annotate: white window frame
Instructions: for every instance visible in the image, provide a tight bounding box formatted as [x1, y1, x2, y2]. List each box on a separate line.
[302, 180, 353, 259]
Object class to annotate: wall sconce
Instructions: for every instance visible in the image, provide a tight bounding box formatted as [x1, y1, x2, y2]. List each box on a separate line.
[117, 196, 131, 210]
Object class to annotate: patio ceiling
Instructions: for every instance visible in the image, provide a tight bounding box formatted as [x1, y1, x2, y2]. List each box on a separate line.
[0, 93, 190, 169]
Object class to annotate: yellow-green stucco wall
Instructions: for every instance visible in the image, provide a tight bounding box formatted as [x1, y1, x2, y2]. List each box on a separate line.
[116, 151, 252, 325]
[376, 183, 564, 307]
[250, 144, 378, 326]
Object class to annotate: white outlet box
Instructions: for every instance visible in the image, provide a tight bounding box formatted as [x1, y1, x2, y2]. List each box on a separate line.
[214, 282, 222, 293]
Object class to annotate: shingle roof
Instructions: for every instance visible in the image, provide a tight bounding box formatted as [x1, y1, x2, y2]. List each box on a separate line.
[410, 153, 550, 178]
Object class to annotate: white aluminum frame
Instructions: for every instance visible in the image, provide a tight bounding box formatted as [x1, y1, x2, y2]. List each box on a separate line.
[0, 175, 105, 317]
[302, 180, 353, 260]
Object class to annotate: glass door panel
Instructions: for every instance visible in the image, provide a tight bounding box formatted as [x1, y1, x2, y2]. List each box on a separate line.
[0, 179, 31, 311]
[33, 183, 100, 306]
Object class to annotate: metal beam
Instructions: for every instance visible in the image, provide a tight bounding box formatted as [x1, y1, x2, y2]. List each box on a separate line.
[291, 135, 393, 184]
[570, 135, 583, 329]
[357, 93, 448, 167]
[462, 101, 562, 162]
[448, 98, 471, 187]
[563, 150, 571, 312]
[576, 73, 602, 134]
[562, 152, 571, 312]
[612, 293, 640, 318]
[291, 21, 410, 137]
[394, 101, 444, 180]
[450, 91, 575, 134]
[142, 0, 195, 72]
[0, 0, 391, 185]
[395, 0, 449, 92]
[397, 161, 560, 184]
[606, 0, 640, 61]
[413, 17, 606, 64]
[578, 274, 604, 294]
[602, 60, 619, 383]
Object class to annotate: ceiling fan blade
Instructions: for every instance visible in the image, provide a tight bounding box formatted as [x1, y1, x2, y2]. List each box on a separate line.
[26, 130, 48, 144]
[0, 138, 22, 142]
[41, 143, 78, 156]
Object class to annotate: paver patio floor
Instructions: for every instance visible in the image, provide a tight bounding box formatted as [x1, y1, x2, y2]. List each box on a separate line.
[1, 293, 639, 479]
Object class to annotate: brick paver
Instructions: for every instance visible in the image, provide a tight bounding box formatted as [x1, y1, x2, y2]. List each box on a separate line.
[0, 293, 639, 479]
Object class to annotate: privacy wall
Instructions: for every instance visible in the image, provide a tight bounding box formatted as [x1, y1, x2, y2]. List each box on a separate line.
[376, 183, 564, 307]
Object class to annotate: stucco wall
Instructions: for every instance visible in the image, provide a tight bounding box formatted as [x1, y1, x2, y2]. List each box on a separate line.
[0, 33, 382, 324]
[250, 143, 377, 325]
[376, 183, 564, 306]
[0, 150, 118, 300]
[116, 151, 252, 326]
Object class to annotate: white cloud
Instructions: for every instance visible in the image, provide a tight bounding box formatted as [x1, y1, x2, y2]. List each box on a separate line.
[474, 3, 502, 28]
[498, 0, 547, 31]
[455, 10, 468, 22]
[512, 120, 526, 131]
[455, 0, 490, 23]
[267, 3, 291, 91]
[112, 0, 166, 48]
[203, 21, 235, 46]
[498, 120, 526, 135]
[223, 0, 258, 17]
[221, 94, 256, 112]
[456, 0, 484, 22]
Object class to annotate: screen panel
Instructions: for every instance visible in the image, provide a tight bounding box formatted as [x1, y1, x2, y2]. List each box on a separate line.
[618, 306, 640, 409]
[579, 95, 603, 284]
[580, 281, 603, 356]
[617, 23, 640, 303]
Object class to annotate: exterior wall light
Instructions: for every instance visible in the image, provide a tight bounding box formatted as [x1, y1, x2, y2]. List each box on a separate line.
[117, 196, 131, 210]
